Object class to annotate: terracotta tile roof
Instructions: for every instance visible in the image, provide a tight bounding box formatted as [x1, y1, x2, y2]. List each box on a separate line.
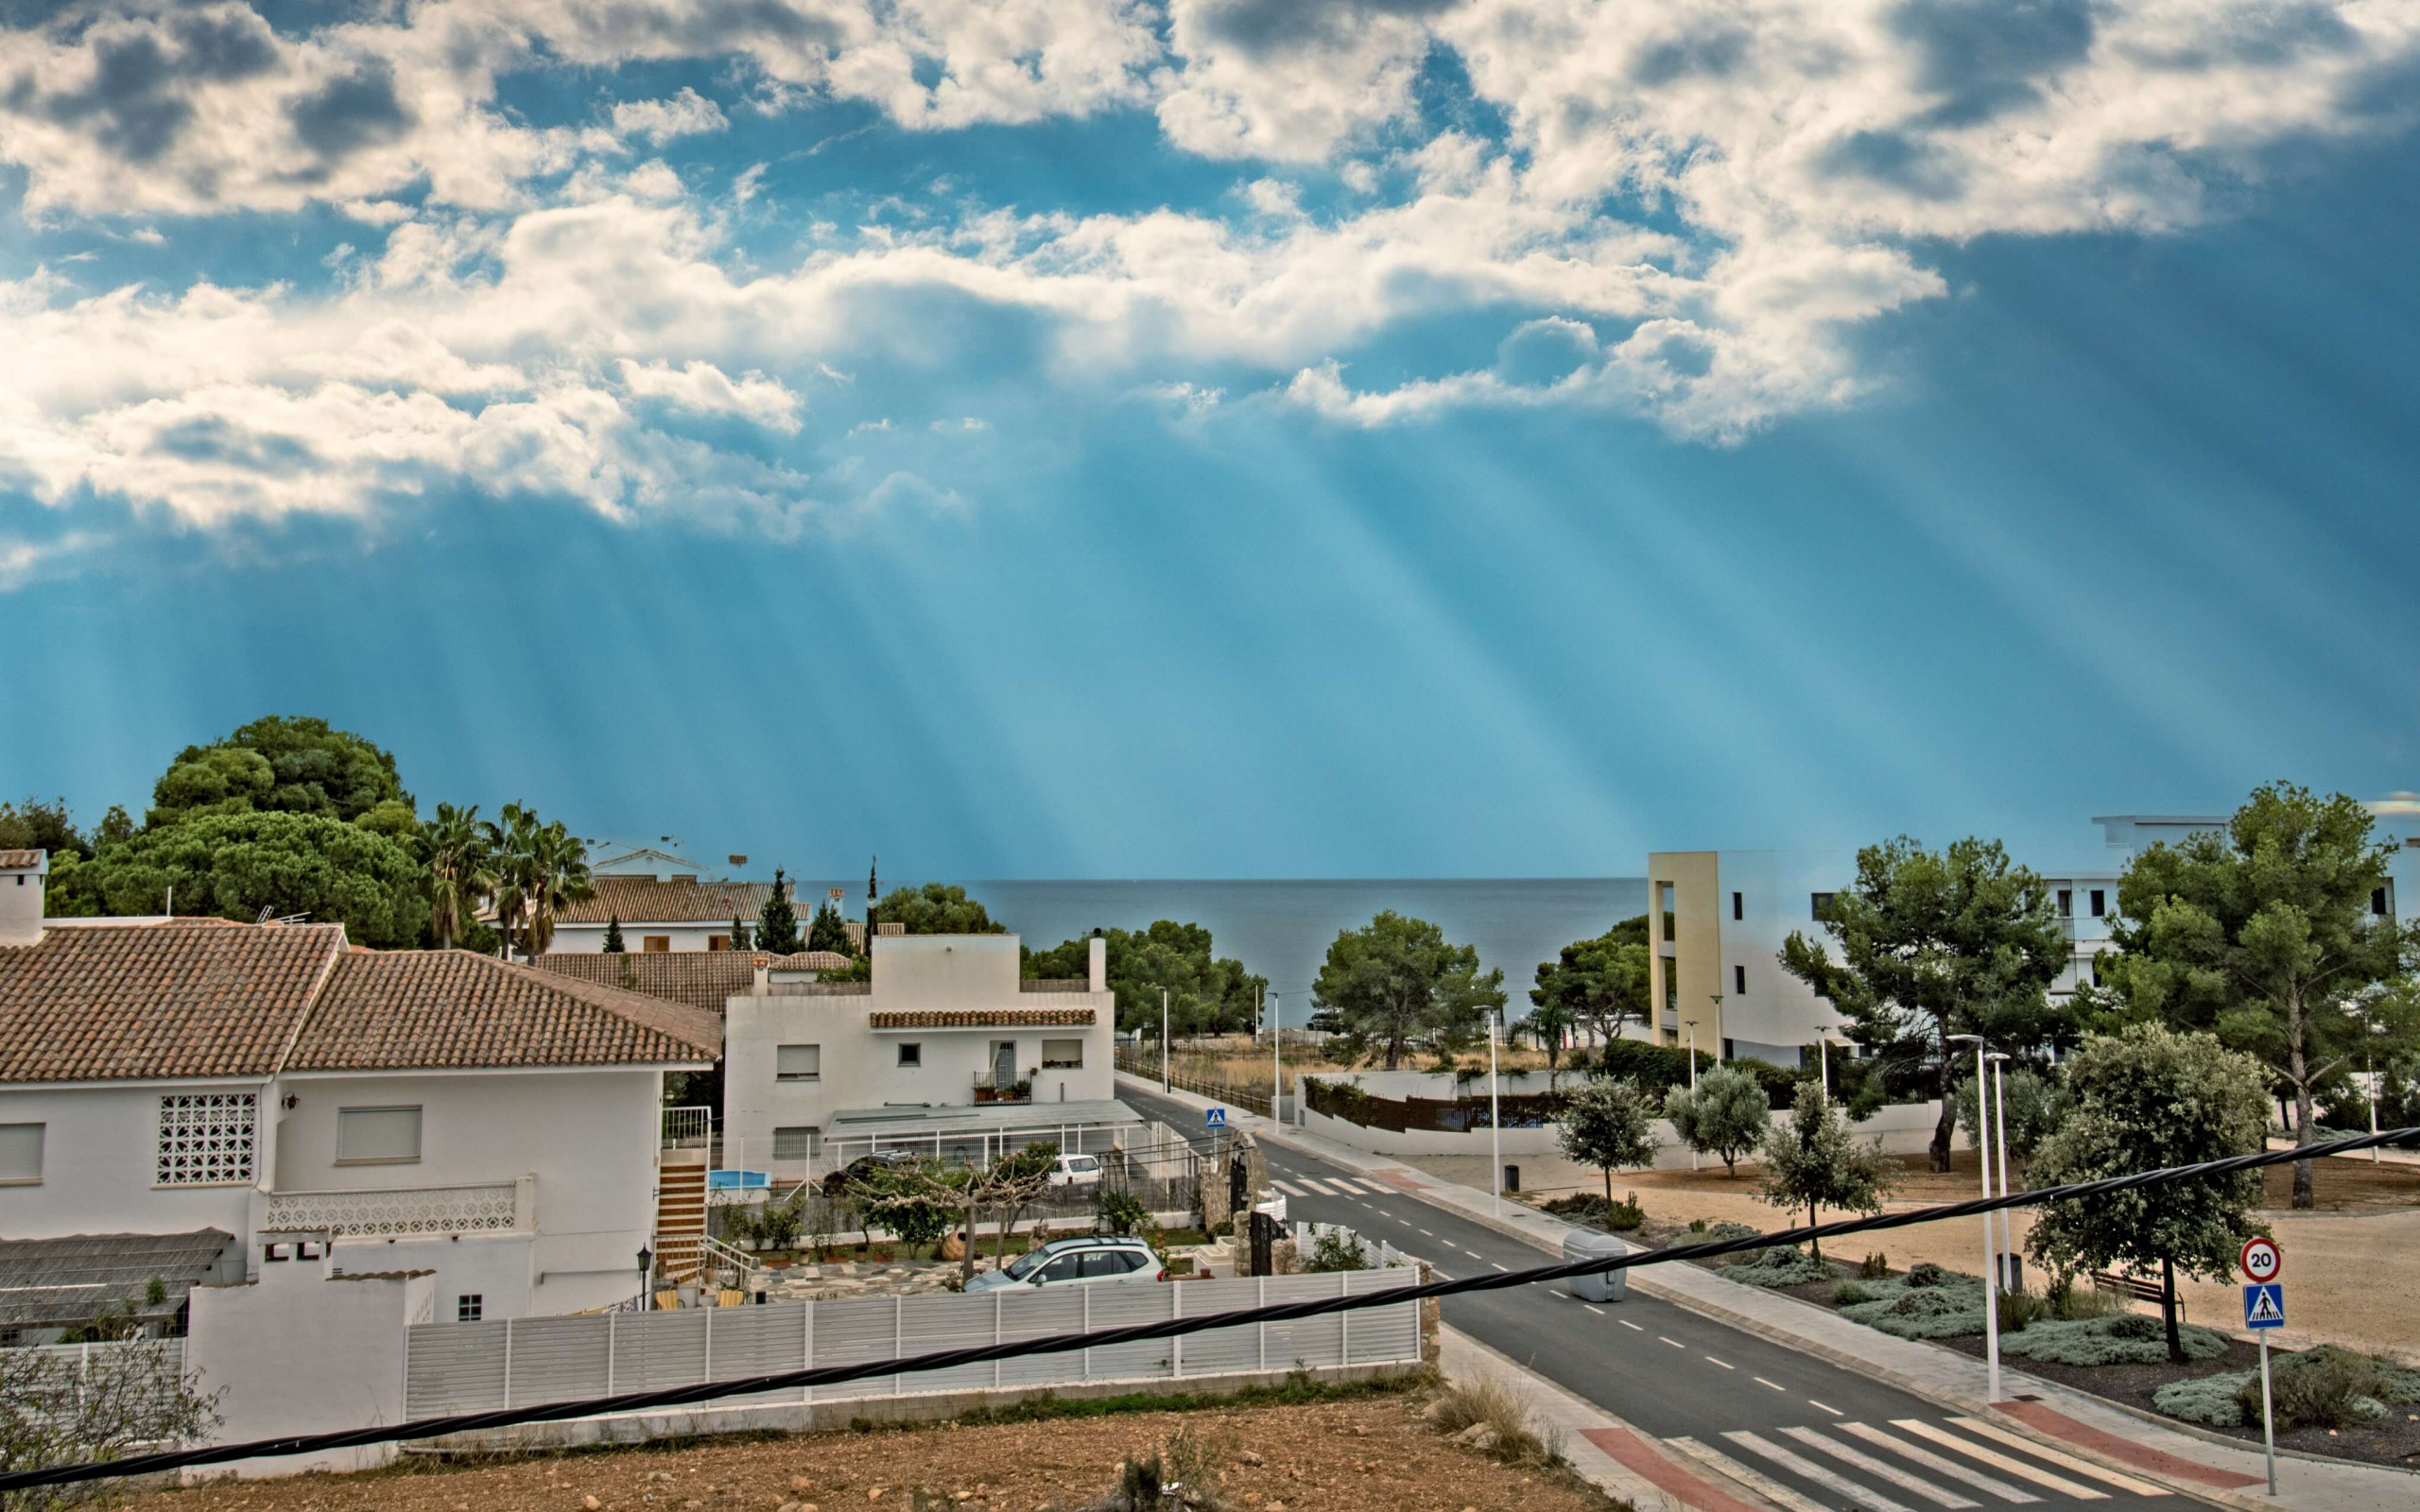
[0, 923, 346, 1083]
[555, 877, 774, 925]
[533, 951, 851, 1014]
[867, 1008, 1098, 1029]
[0, 849, 44, 868]
[288, 952, 721, 1071]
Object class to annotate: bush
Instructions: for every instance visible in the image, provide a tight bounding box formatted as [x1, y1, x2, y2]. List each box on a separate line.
[1723, 1246, 1836, 1288]
[1832, 1281, 1874, 1306]
[1998, 1314, 2229, 1367]
[1997, 1289, 2048, 1333]
[1844, 1286, 1989, 1340]
[2154, 1371, 2253, 1428]
[1305, 1228, 1370, 1273]
[1906, 1262, 1948, 1287]
[1097, 1189, 1150, 1237]
[1606, 1194, 1645, 1230]
[1426, 1374, 1560, 1468]
[2248, 1346, 2401, 1431]
[1087, 1423, 1230, 1511]
[1858, 1253, 1890, 1280]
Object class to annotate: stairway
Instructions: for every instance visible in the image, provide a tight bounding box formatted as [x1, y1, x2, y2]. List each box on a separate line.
[653, 1149, 709, 1284]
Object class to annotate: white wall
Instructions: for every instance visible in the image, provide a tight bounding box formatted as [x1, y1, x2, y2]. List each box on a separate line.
[188, 1261, 432, 1477]
[1301, 1097, 1947, 1164]
[0, 1081, 261, 1239]
[550, 922, 727, 953]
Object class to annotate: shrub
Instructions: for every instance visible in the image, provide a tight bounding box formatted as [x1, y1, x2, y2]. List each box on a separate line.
[1426, 1374, 1559, 1468]
[1906, 1263, 1947, 1287]
[1858, 1253, 1890, 1280]
[1999, 1314, 2229, 1367]
[2154, 1372, 2253, 1428]
[1832, 1281, 1874, 1306]
[2246, 1346, 2400, 1431]
[1097, 1189, 1150, 1237]
[1723, 1246, 1835, 1288]
[1606, 1194, 1645, 1231]
[1088, 1423, 1230, 1511]
[1305, 1228, 1370, 1273]
[1542, 1194, 1607, 1217]
[1846, 1286, 1988, 1340]
[1997, 1289, 2048, 1333]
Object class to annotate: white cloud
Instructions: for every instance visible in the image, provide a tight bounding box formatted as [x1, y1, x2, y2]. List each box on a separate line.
[611, 88, 729, 145]
[618, 359, 804, 431]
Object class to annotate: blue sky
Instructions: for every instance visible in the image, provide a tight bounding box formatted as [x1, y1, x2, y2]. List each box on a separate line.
[3, 1, 2416, 879]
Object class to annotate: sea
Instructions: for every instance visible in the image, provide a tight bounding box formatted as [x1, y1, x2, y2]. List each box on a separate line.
[856, 878, 1650, 1028]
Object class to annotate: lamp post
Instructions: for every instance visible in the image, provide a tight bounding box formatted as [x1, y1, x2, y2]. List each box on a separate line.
[637, 1245, 653, 1312]
[1684, 1019, 1701, 1170]
[1988, 1051, 2014, 1294]
[1950, 1034, 1999, 1401]
[1489, 1009, 1503, 1218]
[1162, 988, 1170, 1093]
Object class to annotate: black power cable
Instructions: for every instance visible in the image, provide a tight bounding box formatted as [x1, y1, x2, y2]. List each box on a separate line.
[6, 1125, 2411, 1493]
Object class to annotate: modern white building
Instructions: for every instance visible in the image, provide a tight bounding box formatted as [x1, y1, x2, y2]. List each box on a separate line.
[550, 875, 778, 954]
[1, 855, 720, 1326]
[722, 932, 1117, 1176]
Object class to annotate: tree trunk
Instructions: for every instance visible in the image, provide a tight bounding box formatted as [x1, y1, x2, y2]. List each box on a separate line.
[1930, 1046, 1955, 1173]
[1809, 1202, 1821, 1265]
[1602, 1166, 1613, 1210]
[2289, 989, 2316, 1210]
[2161, 1256, 2182, 1364]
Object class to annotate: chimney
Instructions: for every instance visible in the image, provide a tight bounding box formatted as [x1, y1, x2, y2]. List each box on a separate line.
[0, 849, 48, 947]
[752, 955, 770, 995]
[1087, 929, 1106, 993]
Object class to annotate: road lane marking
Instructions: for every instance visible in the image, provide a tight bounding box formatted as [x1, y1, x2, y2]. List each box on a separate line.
[1659, 1336, 1686, 1349]
[1583, 1305, 1604, 1315]
[1491, 1263, 1508, 1272]
[1837, 1422, 2038, 1503]
[1618, 1320, 1643, 1332]
[1807, 1399, 1842, 1416]
[1296, 1178, 1338, 1194]
[1270, 1180, 1305, 1196]
[1417, 1228, 1433, 1236]
[1945, 1418, 2169, 1497]
[1891, 1421, 2104, 1500]
[1779, 1426, 1977, 1508]
[1703, 1355, 1735, 1369]
[1666, 1437, 1833, 1512]
[1753, 1377, 1785, 1392]
[1723, 1431, 1922, 1512]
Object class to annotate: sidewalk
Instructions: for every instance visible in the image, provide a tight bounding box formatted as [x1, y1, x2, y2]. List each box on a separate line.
[1118, 1073, 2420, 1512]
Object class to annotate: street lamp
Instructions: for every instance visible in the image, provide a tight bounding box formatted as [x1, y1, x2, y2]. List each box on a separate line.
[1489, 1009, 1503, 1218]
[636, 1245, 653, 1312]
[1684, 1019, 1702, 1171]
[1949, 1034, 2000, 1402]
[1988, 1051, 2016, 1294]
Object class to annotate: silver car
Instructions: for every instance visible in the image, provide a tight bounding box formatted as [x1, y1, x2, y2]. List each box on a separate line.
[962, 1236, 1165, 1293]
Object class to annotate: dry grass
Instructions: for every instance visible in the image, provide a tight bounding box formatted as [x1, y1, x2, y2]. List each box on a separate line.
[1425, 1373, 1562, 1469]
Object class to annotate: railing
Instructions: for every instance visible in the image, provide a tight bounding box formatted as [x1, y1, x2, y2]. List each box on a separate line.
[972, 1074, 1032, 1105]
[262, 1177, 531, 1237]
[696, 1234, 765, 1285]
[1113, 1044, 1273, 1117]
[663, 1106, 713, 1148]
[1301, 1077, 1566, 1134]
[1019, 979, 1092, 993]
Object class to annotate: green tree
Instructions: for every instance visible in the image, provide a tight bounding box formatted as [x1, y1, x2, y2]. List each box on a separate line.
[852, 1162, 958, 1259]
[0, 797, 90, 860]
[1311, 911, 1506, 1070]
[756, 868, 803, 954]
[485, 804, 591, 960]
[728, 914, 753, 952]
[875, 883, 1005, 935]
[2026, 1024, 2271, 1361]
[1665, 1064, 1771, 1177]
[424, 801, 492, 951]
[807, 899, 854, 954]
[147, 714, 409, 826]
[1530, 917, 1654, 1057]
[1556, 1077, 1661, 1208]
[1024, 921, 1266, 1038]
[1951, 1066, 2069, 1174]
[43, 810, 428, 946]
[1758, 1081, 1897, 1263]
[2077, 784, 2416, 1210]
[1780, 837, 2071, 1171]
[602, 917, 625, 954]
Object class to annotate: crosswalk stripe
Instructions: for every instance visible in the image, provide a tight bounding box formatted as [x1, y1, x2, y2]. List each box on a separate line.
[1329, 1177, 1373, 1193]
[1723, 1430, 1924, 1512]
[1270, 1180, 1305, 1196]
[1666, 1436, 1836, 1512]
[1295, 1177, 1338, 1194]
[1837, 1421, 2039, 1503]
[1778, 1426, 1977, 1508]
[1946, 1418, 2170, 1497]
[1892, 1420, 2106, 1500]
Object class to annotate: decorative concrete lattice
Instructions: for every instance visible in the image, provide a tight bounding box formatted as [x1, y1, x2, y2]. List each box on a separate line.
[263, 1183, 521, 1237]
[155, 1092, 256, 1186]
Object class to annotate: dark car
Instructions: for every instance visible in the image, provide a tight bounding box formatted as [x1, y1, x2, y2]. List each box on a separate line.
[821, 1148, 921, 1196]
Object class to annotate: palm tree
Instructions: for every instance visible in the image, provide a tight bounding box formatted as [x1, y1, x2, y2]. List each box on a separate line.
[424, 802, 493, 951]
[485, 803, 541, 960]
[524, 819, 593, 958]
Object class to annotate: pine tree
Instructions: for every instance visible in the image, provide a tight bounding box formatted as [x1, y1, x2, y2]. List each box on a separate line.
[757, 868, 803, 954]
[601, 916, 625, 954]
[808, 899, 853, 954]
[729, 914, 752, 952]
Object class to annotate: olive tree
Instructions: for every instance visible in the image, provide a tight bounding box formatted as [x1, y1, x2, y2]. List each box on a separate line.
[1555, 1077, 1660, 1208]
[2026, 1023, 2270, 1363]
[2, 1338, 219, 1510]
[1759, 1082, 1897, 1263]
[1665, 1064, 1771, 1177]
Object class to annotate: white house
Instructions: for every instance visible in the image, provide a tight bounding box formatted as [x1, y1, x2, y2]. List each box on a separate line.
[549, 875, 779, 954]
[0, 856, 720, 1324]
[722, 932, 1117, 1175]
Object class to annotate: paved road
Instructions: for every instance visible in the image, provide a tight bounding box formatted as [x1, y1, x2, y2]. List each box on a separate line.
[1122, 1086, 2167, 1512]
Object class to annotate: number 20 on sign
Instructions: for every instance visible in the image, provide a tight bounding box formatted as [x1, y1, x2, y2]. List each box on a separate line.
[2239, 1235, 2281, 1283]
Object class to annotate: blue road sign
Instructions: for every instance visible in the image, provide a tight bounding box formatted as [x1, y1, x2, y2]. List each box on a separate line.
[1205, 1108, 1228, 1129]
[2244, 1282, 2285, 1330]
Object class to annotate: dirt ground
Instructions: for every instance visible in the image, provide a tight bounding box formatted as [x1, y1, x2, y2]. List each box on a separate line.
[131, 1390, 1615, 1512]
[1414, 1147, 2420, 1363]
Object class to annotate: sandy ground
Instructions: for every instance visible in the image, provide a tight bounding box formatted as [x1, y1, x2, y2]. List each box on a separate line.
[130, 1390, 1613, 1512]
[1410, 1147, 2420, 1363]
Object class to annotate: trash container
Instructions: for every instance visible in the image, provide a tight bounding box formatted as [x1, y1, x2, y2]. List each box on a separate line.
[1564, 1227, 1629, 1303]
[1503, 1164, 1520, 1194]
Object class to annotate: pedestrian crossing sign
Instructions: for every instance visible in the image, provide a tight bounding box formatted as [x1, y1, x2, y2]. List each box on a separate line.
[2243, 1282, 2285, 1330]
[1205, 1108, 1227, 1128]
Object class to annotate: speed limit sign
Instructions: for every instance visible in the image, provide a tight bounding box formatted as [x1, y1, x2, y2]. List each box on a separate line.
[2240, 1236, 2282, 1282]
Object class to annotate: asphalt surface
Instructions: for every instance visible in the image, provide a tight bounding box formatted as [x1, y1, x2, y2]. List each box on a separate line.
[1120, 1085, 2162, 1512]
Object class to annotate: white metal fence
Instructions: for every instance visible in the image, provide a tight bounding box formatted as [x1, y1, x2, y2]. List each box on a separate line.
[0, 1337, 189, 1419]
[403, 1269, 1420, 1418]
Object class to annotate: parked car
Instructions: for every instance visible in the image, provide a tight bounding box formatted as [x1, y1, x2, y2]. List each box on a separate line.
[1047, 1153, 1105, 1187]
[962, 1236, 1166, 1293]
[821, 1148, 920, 1197]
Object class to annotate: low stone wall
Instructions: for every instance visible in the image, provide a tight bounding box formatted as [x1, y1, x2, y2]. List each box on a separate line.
[1302, 1099, 1946, 1162]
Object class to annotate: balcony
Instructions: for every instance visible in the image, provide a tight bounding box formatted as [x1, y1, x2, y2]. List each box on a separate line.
[971, 1074, 1031, 1105]
[1018, 978, 1091, 993]
[260, 1176, 534, 1238]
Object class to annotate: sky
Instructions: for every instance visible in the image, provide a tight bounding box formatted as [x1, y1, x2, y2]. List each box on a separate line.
[3, 0, 2417, 881]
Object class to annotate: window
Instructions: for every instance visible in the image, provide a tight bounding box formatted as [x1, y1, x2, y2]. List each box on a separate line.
[1734, 965, 1747, 995]
[2375, 887, 2392, 917]
[1731, 891, 1743, 921]
[707, 935, 731, 952]
[1038, 1254, 1083, 1283]
[777, 1043, 822, 1081]
[2089, 889, 2106, 918]
[1721, 1038, 1736, 1060]
[1657, 883, 1676, 940]
[0, 1123, 42, 1185]
[336, 1106, 423, 1164]
[1080, 1250, 1130, 1280]
[157, 1092, 256, 1186]
[643, 936, 670, 953]
[2057, 889, 2072, 918]
[772, 1126, 818, 1160]
[1810, 892, 1836, 920]
[457, 1294, 483, 1322]
[1041, 1039, 1084, 1069]
[897, 1042, 922, 1068]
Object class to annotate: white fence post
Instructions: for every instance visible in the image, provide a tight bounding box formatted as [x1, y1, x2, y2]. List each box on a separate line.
[892, 1297, 903, 1397]
[503, 1318, 514, 1410]
[702, 1307, 713, 1383]
[1171, 1280, 1183, 1379]
[1081, 1285, 1092, 1381]
[803, 1299, 814, 1405]
[607, 1314, 615, 1396]
[1338, 1272, 1349, 1366]
[993, 1292, 1003, 1389]
[1256, 1278, 1267, 1373]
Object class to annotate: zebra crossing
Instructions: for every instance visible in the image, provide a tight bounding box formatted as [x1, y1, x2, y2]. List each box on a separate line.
[1270, 1176, 1390, 1197]
[1668, 1416, 2168, 1512]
